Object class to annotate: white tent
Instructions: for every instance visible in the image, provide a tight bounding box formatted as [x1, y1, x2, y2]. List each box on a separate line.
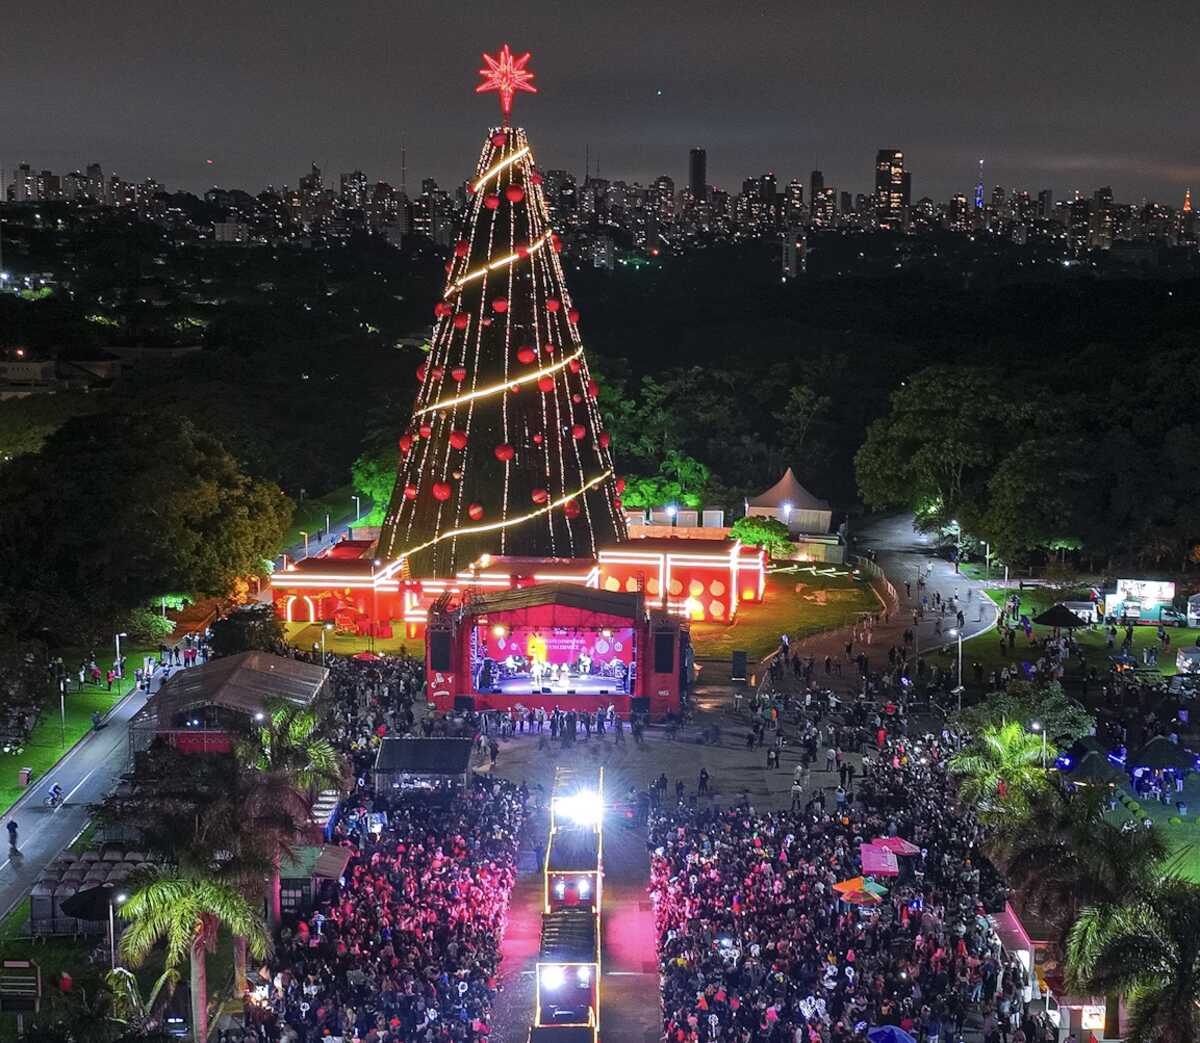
[744, 468, 832, 535]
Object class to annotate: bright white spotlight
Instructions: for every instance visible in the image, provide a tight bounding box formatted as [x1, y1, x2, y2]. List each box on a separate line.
[554, 880, 566, 899]
[542, 965, 565, 990]
[554, 790, 603, 827]
[576, 966, 591, 984]
[577, 877, 591, 898]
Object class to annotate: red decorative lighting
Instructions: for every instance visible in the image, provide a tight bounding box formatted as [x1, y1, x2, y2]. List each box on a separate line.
[476, 44, 537, 123]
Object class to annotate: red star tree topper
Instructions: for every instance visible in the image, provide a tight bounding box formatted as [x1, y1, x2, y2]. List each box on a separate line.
[476, 44, 536, 125]
[377, 48, 626, 578]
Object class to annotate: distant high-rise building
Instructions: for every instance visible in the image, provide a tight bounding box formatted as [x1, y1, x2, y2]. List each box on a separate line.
[86, 162, 106, 203]
[653, 174, 675, 222]
[785, 179, 805, 224]
[840, 191, 853, 215]
[874, 149, 905, 228]
[809, 170, 824, 219]
[948, 193, 970, 232]
[974, 160, 984, 210]
[688, 148, 707, 205]
[1182, 188, 1196, 243]
[340, 170, 367, 209]
[12, 163, 35, 202]
[1037, 189, 1054, 219]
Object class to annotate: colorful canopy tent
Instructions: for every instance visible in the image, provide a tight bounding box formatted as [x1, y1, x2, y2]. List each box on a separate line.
[860, 843, 900, 877]
[744, 467, 832, 535]
[871, 836, 920, 856]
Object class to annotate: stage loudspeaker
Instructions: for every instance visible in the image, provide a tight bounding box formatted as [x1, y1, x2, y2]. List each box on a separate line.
[429, 628, 453, 671]
[541, 687, 552, 694]
[731, 650, 748, 682]
[654, 631, 675, 673]
[631, 696, 650, 714]
[567, 689, 576, 695]
[599, 689, 609, 695]
[453, 695, 475, 711]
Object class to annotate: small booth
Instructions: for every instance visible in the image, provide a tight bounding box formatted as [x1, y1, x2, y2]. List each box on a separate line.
[1177, 648, 1200, 676]
[744, 467, 833, 535]
[278, 844, 354, 917]
[372, 736, 475, 795]
[535, 908, 600, 1040]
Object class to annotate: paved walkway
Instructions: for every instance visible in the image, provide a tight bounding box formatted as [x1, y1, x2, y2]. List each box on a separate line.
[0, 666, 174, 922]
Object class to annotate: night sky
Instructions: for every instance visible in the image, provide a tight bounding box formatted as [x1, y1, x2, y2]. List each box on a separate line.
[3, 0, 1198, 204]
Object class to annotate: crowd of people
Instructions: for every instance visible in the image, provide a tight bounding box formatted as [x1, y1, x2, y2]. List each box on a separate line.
[649, 736, 1031, 1043]
[248, 777, 526, 1043]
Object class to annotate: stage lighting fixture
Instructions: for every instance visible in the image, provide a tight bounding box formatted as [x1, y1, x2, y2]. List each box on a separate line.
[577, 877, 591, 898]
[554, 790, 603, 827]
[542, 965, 565, 990]
[492, 624, 508, 638]
[554, 880, 566, 899]
[576, 966, 591, 984]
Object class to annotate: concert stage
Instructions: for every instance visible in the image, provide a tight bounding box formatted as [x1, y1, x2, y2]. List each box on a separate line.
[426, 584, 689, 720]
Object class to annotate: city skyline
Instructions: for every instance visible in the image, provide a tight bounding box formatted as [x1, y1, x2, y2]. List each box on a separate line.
[2, 1, 1199, 202]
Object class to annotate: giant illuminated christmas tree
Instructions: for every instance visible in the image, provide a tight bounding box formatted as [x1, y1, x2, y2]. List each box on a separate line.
[377, 46, 627, 578]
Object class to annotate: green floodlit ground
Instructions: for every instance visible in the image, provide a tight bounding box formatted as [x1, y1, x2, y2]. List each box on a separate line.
[690, 565, 878, 661]
[283, 483, 366, 552]
[0, 645, 153, 814]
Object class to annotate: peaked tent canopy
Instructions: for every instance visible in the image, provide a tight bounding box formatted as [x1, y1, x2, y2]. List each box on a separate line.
[746, 468, 830, 511]
[1033, 603, 1089, 629]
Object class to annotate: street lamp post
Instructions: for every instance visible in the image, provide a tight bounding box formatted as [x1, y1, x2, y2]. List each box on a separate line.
[352, 495, 361, 522]
[951, 518, 962, 574]
[1031, 720, 1047, 767]
[299, 530, 310, 557]
[320, 622, 332, 660]
[109, 890, 127, 967]
[666, 504, 677, 527]
[114, 632, 127, 689]
[58, 678, 66, 746]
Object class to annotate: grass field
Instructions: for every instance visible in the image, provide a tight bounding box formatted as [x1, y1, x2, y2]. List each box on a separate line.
[690, 565, 877, 661]
[284, 622, 424, 659]
[284, 483, 369, 552]
[0, 644, 153, 814]
[955, 588, 1200, 685]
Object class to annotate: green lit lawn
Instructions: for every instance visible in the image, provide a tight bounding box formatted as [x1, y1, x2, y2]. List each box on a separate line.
[0, 645, 153, 815]
[956, 589, 1200, 684]
[284, 622, 424, 660]
[690, 566, 878, 662]
[284, 483, 368, 552]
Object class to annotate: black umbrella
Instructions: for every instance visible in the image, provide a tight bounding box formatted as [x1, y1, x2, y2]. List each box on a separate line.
[1063, 750, 1127, 786]
[59, 882, 125, 922]
[1034, 604, 1087, 630]
[1130, 735, 1195, 772]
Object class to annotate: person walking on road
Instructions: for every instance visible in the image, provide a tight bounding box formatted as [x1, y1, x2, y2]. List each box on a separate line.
[6, 820, 17, 849]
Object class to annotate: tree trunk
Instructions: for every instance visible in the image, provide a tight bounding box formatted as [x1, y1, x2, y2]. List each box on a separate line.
[233, 934, 247, 995]
[1104, 993, 1120, 1039]
[268, 852, 282, 929]
[191, 937, 208, 1043]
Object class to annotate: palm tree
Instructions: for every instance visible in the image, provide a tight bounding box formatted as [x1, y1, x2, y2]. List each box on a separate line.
[103, 966, 176, 1034]
[119, 868, 271, 1043]
[235, 701, 345, 927]
[948, 720, 1051, 819]
[1067, 877, 1200, 1043]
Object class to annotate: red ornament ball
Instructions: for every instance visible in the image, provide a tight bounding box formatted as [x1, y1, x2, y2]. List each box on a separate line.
[537, 375, 556, 393]
[416, 363, 426, 381]
[403, 484, 418, 501]
[434, 301, 451, 317]
[444, 261, 454, 274]
[491, 131, 507, 146]
[484, 193, 500, 210]
[613, 496, 623, 510]
[505, 184, 525, 203]
[492, 297, 508, 314]
[516, 346, 537, 364]
[546, 298, 561, 313]
[482, 317, 493, 327]
[551, 233, 562, 253]
[532, 432, 544, 445]
[454, 240, 469, 257]
[453, 313, 469, 330]
[432, 482, 452, 502]
[587, 378, 599, 399]
[509, 383, 521, 394]
[467, 502, 485, 521]
[544, 342, 556, 355]
[431, 366, 444, 381]
[598, 431, 611, 448]
[398, 433, 413, 454]
[531, 172, 543, 186]
[572, 393, 583, 404]
[615, 477, 626, 494]
[419, 423, 432, 438]
[449, 430, 468, 450]
[568, 358, 582, 373]
[494, 443, 515, 462]
[531, 488, 549, 505]
[516, 244, 529, 258]
[571, 424, 587, 440]
[567, 308, 580, 324]
[563, 498, 581, 519]
[451, 366, 467, 382]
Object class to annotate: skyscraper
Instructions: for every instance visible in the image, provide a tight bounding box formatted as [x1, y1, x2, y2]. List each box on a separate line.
[688, 148, 707, 205]
[974, 160, 985, 210]
[874, 149, 905, 228]
[809, 170, 824, 223]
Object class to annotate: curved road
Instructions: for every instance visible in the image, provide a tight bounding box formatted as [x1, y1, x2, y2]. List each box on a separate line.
[0, 672, 167, 922]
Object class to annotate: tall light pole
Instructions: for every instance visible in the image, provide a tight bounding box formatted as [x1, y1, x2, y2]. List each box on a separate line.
[114, 632, 127, 686]
[1031, 720, 1046, 767]
[299, 530, 310, 557]
[951, 518, 962, 574]
[352, 495, 361, 522]
[666, 504, 677, 527]
[320, 622, 332, 660]
[109, 890, 128, 967]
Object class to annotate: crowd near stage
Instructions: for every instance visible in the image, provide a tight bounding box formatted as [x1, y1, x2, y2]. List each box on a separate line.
[424, 584, 690, 719]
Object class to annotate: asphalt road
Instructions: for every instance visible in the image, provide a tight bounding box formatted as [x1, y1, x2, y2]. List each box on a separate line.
[0, 670, 168, 922]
